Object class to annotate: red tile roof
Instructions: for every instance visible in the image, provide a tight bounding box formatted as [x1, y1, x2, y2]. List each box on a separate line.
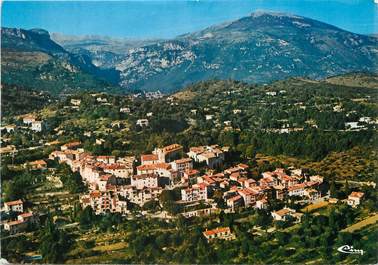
[203, 227, 231, 236]
[63, 141, 81, 148]
[5, 199, 23, 206]
[212, 173, 225, 178]
[132, 173, 158, 180]
[100, 174, 113, 181]
[184, 169, 199, 176]
[5, 220, 24, 226]
[82, 197, 90, 204]
[227, 195, 242, 202]
[245, 178, 256, 183]
[258, 198, 268, 204]
[97, 155, 115, 159]
[174, 158, 192, 164]
[349, 191, 364, 198]
[141, 154, 158, 162]
[103, 163, 126, 170]
[261, 176, 275, 183]
[237, 163, 249, 170]
[161, 144, 182, 153]
[274, 208, 291, 217]
[288, 183, 306, 191]
[90, 190, 101, 198]
[189, 146, 205, 153]
[137, 163, 171, 171]
[19, 212, 33, 218]
[238, 188, 258, 196]
[280, 175, 294, 182]
[200, 152, 216, 159]
[29, 160, 47, 166]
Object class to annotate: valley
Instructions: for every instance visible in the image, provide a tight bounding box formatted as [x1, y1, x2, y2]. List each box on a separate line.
[2, 12, 378, 94]
[1, 73, 377, 264]
[1, 8, 378, 265]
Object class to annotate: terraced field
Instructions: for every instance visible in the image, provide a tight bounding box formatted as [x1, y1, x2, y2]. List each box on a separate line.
[342, 213, 378, 233]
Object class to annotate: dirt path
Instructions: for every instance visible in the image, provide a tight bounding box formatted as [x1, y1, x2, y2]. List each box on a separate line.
[342, 213, 378, 233]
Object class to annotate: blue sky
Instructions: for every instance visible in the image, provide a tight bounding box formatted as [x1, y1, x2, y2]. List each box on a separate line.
[2, 0, 377, 38]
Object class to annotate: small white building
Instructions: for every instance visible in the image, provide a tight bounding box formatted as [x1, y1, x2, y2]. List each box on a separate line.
[271, 208, 295, 221]
[70, 99, 81, 106]
[131, 174, 159, 189]
[205, 115, 214, 121]
[345, 122, 364, 130]
[171, 158, 193, 176]
[136, 119, 149, 127]
[96, 97, 108, 103]
[347, 191, 364, 207]
[237, 188, 258, 207]
[22, 115, 36, 125]
[287, 183, 306, 197]
[141, 154, 159, 165]
[203, 227, 235, 241]
[31, 121, 43, 132]
[4, 200, 23, 213]
[120, 107, 131, 113]
[255, 199, 268, 209]
[3, 220, 27, 234]
[4, 125, 16, 133]
[181, 184, 207, 202]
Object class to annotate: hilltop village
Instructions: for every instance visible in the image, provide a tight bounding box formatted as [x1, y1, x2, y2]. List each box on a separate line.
[1, 75, 377, 264]
[51, 141, 328, 217]
[3, 136, 369, 235]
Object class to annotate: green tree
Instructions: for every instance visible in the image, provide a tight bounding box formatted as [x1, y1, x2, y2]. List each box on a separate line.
[329, 180, 337, 198]
[39, 217, 72, 263]
[79, 206, 95, 229]
[4, 173, 32, 201]
[245, 145, 255, 159]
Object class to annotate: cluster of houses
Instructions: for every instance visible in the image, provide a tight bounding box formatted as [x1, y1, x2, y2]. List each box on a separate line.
[48, 142, 229, 215]
[22, 114, 44, 132]
[187, 145, 228, 168]
[49, 141, 134, 215]
[48, 140, 326, 220]
[2, 200, 39, 234]
[180, 166, 325, 224]
[1, 138, 368, 238]
[0, 114, 44, 136]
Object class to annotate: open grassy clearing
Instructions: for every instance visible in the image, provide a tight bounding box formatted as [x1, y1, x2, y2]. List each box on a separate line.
[342, 213, 378, 233]
[256, 146, 377, 181]
[301, 201, 329, 213]
[66, 250, 130, 264]
[93, 242, 128, 252]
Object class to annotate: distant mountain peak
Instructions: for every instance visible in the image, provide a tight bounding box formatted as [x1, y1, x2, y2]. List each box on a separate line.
[250, 10, 302, 19]
[29, 28, 51, 37]
[111, 13, 377, 92]
[2, 13, 377, 94]
[1, 27, 66, 54]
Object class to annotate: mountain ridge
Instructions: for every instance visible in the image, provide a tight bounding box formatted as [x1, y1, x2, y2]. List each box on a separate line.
[111, 11, 378, 92]
[2, 12, 378, 94]
[1, 27, 121, 94]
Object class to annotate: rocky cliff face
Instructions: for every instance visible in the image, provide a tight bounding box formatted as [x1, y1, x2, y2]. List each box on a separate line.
[111, 12, 377, 92]
[2, 12, 378, 94]
[1, 27, 120, 94]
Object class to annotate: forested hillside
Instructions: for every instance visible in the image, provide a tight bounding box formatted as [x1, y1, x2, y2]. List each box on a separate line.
[2, 84, 54, 116]
[3, 73, 376, 180]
